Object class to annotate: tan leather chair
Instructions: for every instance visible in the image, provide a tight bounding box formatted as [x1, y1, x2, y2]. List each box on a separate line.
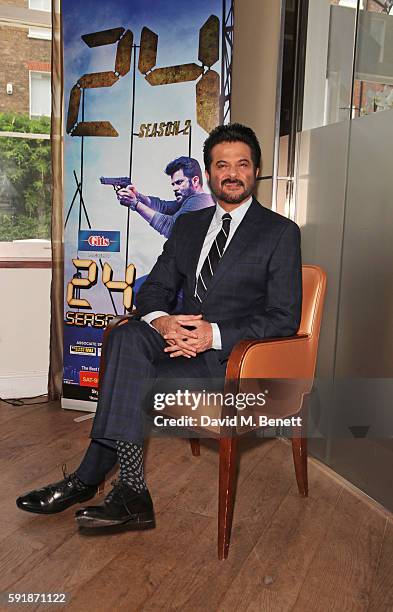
[101, 264, 327, 560]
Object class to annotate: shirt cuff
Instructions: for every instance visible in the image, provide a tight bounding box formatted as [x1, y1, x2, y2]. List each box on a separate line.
[211, 322, 222, 350]
[141, 311, 169, 331]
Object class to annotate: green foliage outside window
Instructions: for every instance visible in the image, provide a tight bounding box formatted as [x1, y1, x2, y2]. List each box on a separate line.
[0, 113, 51, 241]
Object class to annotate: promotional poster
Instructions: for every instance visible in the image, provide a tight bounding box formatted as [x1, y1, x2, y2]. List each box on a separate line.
[62, 0, 234, 409]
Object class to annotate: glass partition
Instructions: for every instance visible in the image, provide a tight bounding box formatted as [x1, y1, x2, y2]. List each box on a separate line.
[293, 0, 393, 511]
[302, 0, 359, 131]
[355, 1, 393, 116]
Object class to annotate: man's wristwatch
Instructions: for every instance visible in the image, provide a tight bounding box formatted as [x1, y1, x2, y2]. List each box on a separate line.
[129, 199, 138, 211]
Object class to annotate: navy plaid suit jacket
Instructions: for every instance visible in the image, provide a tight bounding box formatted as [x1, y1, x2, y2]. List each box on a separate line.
[136, 198, 302, 364]
[88, 199, 302, 445]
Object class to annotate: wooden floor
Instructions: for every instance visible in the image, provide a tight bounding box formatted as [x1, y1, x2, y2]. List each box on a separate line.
[1, 399, 392, 612]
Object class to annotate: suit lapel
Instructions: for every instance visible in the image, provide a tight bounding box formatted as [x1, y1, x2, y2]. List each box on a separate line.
[186, 206, 216, 283]
[201, 199, 263, 300]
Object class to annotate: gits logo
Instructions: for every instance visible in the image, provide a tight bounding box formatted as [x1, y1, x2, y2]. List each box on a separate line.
[79, 230, 120, 252]
[88, 235, 110, 247]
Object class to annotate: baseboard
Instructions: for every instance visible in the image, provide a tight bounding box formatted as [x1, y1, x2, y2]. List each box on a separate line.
[0, 371, 48, 399]
[279, 437, 393, 520]
[61, 397, 97, 413]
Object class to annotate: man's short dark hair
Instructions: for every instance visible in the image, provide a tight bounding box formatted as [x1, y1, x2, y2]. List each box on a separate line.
[165, 156, 203, 186]
[203, 123, 262, 171]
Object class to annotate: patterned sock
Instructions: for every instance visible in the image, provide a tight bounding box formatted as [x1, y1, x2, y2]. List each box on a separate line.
[116, 441, 147, 493]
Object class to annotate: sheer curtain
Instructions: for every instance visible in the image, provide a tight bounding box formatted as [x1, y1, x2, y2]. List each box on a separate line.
[48, 0, 64, 400]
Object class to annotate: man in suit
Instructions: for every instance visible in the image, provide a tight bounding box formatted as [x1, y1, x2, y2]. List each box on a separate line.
[117, 156, 214, 238]
[16, 123, 302, 532]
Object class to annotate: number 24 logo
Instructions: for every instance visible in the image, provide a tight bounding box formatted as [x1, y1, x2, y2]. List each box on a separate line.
[66, 16, 220, 137]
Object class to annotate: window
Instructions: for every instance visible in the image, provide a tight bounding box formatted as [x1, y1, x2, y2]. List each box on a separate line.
[339, 0, 364, 7]
[29, 0, 51, 11]
[0, 1, 52, 246]
[0, 126, 51, 243]
[28, 27, 52, 40]
[30, 72, 51, 117]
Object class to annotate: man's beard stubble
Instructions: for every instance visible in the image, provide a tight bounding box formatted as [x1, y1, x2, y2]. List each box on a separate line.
[208, 178, 256, 205]
[174, 182, 195, 204]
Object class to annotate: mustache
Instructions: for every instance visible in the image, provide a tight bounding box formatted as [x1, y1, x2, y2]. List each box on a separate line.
[221, 179, 244, 187]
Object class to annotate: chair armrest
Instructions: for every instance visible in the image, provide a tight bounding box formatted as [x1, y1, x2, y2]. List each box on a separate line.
[107, 313, 136, 328]
[99, 312, 140, 387]
[102, 311, 139, 342]
[225, 334, 312, 385]
[224, 334, 314, 421]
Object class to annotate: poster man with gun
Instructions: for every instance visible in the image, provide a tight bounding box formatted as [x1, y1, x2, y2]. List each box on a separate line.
[101, 157, 214, 239]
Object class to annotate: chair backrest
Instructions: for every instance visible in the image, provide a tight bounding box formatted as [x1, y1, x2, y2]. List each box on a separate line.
[298, 265, 327, 338]
[233, 264, 327, 425]
[234, 264, 327, 382]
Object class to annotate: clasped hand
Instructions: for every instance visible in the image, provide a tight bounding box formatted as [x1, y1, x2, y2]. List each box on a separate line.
[151, 314, 213, 358]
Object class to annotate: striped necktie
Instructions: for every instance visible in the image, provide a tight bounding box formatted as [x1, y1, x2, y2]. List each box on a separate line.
[195, 213, 232, 303]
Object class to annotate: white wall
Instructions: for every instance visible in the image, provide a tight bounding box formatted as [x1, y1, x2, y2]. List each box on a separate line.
[232, 0, 282, 206]
[0, 242, 51, 399]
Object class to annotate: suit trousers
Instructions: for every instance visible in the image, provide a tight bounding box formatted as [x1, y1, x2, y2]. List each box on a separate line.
[76, 319, 227, 485]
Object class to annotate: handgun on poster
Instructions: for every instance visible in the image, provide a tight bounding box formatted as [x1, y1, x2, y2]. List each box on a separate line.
[99, 176, 131, 192]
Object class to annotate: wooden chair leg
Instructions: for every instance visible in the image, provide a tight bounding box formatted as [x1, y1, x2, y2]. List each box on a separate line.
[218, 436, 238, 560]
[189, 438, 200, 456]
[291, 408, 308, 497]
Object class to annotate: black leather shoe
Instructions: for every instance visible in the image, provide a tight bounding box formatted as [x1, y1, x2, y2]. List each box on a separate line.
[16, 466, 98, 515]
[75, 481, 155, 530]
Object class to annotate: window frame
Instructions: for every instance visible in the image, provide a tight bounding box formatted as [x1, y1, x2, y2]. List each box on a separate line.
[28, 0, 51, 13]
[0, 1, 52, 253]
[29, 70, 52, 119]
[28, 26, 52, 40]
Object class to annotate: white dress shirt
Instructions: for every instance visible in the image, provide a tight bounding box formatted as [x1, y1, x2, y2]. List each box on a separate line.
[142, 196, 253, 350]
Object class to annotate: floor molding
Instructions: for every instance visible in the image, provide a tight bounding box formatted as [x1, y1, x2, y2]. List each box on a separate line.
[279, 437, 393, 521]
[0, 371, 48, 399]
